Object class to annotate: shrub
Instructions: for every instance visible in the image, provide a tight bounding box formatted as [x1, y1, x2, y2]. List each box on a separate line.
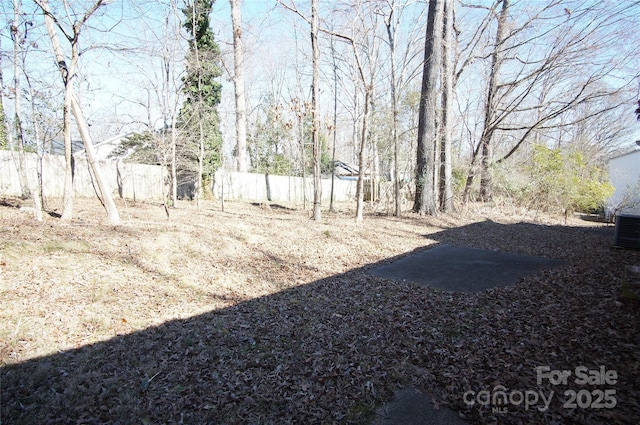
[525, 144, 613, 214]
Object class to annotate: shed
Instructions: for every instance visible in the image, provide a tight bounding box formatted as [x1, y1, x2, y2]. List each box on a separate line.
[608, 147, 640, 217]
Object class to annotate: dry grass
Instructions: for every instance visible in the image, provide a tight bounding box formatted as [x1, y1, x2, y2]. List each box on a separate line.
[1, 196, 638, 424]
[0, 197, 445, 363]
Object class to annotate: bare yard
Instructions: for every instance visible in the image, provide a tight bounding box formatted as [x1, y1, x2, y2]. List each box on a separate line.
[1, 197, 638, 424]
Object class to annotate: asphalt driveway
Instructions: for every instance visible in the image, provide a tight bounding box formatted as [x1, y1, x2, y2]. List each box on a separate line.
[369, 244, 563, 292]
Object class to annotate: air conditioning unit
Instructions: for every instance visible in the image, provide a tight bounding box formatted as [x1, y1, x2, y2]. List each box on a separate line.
[614, 214, 640, 249]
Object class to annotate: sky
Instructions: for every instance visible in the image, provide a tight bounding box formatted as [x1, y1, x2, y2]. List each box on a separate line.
[1, 0, 639, 159]
[1, 0, 324, 145]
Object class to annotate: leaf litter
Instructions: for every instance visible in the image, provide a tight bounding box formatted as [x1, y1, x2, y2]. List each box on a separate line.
[0, 197, 638, 424]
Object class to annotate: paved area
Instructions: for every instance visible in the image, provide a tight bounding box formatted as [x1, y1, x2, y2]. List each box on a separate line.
[370, 244, 563, 292]
[369, 244, 563, 423]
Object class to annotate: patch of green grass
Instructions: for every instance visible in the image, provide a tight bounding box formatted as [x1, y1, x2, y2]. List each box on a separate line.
[43, 240, 65, 253]
[345, 399, 377, 423]
[621, 277, 639, 302]
[42, 240, 91, 254]
[1, 241, 38, 260]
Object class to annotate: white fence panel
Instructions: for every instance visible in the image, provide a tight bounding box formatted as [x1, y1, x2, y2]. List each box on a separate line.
[213, 170, 357, 203]
[0, 150, 166, 200]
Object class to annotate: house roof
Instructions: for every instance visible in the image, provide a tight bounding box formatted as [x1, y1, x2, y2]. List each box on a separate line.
[609, 148, 640, 161]
[609, 140, 640, 160]
[334, 160, 359, 176]
[74, 132, 137, 160]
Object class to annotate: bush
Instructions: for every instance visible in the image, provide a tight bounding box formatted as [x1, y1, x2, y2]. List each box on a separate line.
[525, 144, 613, 214]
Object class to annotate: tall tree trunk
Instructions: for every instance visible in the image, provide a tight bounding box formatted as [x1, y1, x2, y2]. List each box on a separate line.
[479, 132, 493, 201]
[329, 39, 338, 213]
[38, 0, 73, 220]
[413, 0, 444, 215]
[12, 0, 31, 200]
[197, 119, 205, 208]
[160, 8, 175, 215]
[479, 0, 509, 202]
[440, 0, 454, 212]
[298, 111, 306, 210]
[190, 1, 205, 209]
[25, 72, 44, 221]
[1, 36, 37, 212]
[60, 79, 74, 220]
[462, 141, 482, 203]
[229, 0, 248, 172]
[37, 0, 121, 225]
[355, 88, 371, 222]
[310, 0, 321, 221]
[171, 118, 178, 206]
[371, 132, 380, 206]
[384, 8, 401, 216]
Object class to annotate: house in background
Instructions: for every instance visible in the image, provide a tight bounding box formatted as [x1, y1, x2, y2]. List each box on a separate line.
[74, 132, 136, 160]
[333, 160, 381, 201]
[48, 139, 84, 155]
[607, 143, 640, 217]
[48, 133, 135, 159]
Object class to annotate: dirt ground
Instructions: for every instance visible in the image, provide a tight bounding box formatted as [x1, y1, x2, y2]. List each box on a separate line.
[1, 196, 639, 424]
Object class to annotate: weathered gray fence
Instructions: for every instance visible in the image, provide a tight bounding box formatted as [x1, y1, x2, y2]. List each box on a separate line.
[0, 150, 167, 200]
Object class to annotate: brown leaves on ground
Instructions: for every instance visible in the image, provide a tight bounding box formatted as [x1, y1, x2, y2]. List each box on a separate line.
[0, 197, 638, 424]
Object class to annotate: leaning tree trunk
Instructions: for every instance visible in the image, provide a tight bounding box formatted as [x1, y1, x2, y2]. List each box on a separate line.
[71, 97, 121, 224]
[38, 0, 121, 225]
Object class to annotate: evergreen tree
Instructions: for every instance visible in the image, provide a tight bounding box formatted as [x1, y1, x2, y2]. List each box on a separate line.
[178, 0, 223, 199]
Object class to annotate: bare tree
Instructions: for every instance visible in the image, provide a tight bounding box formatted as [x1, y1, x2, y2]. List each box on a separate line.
[310, 0, 321, 221]
[35, 0, 121, 225]
[329, 37, 338, 213]
[20, 19, 47, 221]
[10, 0, 32, 201]
[229, 0, 249, 173]
[277, 0, 323, 221]
[383, 3, 401, 216]
[379, 0, 426, 216]
[111, 0, 185, 215]
[353, 31, 379, 222]
[478, 0, 508, 202]
[323, 4, 380, 223]
[461, 0, 639, 203]
[439, 0, 454, 212]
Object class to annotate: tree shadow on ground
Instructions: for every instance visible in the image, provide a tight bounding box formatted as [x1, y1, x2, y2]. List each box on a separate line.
[2, 220, 639, 425]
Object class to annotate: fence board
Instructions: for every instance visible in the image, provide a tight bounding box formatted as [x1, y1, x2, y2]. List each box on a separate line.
[0, 150, 166, 200]
[213, 170, 357, 203]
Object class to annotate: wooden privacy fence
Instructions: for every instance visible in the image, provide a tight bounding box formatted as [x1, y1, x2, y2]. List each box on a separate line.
[212, 170, 359, 203]
[0, 150, 167, 201]
[1, 150, 373, 204]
